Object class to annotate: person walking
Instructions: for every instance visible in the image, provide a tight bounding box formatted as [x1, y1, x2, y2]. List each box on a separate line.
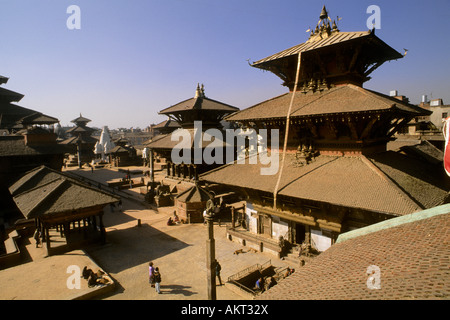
[149, 262, 155, 288]
[215, 259, 222, 286]
[154, 267, 162, 294]
[33, 228, 41, 248]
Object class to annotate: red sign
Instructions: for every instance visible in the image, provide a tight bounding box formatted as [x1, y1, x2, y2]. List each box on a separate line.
[443, 117, 450, 177]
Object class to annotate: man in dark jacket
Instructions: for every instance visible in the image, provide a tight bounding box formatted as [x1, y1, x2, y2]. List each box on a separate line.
[215, 260, 222, 286]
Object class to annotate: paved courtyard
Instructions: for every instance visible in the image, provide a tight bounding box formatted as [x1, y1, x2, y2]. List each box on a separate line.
[89, 198, 291, 300]
[1, 166, 294, 300]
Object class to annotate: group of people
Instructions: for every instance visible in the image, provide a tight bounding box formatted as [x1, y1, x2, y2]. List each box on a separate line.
[167, 211, 180, 226]
[148, 262, 162, 294]
[148, 259, 222, 296]
[82, 266, 111, 287]
[254, 276, 276, 293]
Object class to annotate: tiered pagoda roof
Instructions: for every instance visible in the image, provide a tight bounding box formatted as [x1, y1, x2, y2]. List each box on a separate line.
[200, 142, 449, 219]
[201, 6, 446, 220]
[252, 5, 404, 90]
[70, 114, 92, 127]
[226, 84, 427, 122]
[146, 84, 239, 151]
[61, 113, 97, 145]
[224, 6, 430, 155]
[0, 75, 59, 132]
[158, 84, 239, 129]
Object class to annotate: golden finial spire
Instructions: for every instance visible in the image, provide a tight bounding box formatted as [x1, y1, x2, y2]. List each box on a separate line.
[195, 83, 201, 98]
[320, 5, 328, 20]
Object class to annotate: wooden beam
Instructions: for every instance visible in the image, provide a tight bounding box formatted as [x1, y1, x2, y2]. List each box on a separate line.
[347, 117, 360, 140]
[254, 204, 316, 227]
[45, 227, 50, 252]
[386, 117, 412, 137]
[314, 52, 328, 76]
[364, 62, 382, 78]
[360, 117, 378, 140]
[348, 44, 362, 72]
[40, 206, 105, 226]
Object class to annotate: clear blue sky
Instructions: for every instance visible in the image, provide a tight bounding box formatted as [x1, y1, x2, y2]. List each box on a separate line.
[1, 0, 449, 129]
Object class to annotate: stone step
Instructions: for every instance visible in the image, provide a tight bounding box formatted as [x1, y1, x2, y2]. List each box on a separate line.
[281, 252, 300, 266]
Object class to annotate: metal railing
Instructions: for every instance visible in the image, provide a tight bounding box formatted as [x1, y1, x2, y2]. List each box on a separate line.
[228, 279, 257, 296]
[227, 259, 272, 282]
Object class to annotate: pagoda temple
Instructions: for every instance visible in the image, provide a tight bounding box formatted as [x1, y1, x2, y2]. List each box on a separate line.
[200, 6, 449, 259]
[0, 76, 59, 133]
[145, 84, 239, 181]
[0, 74, 65, 194]
[233, 5, 428, 156]
[0, 75, 67, 258]
[61, 114, 97, 167]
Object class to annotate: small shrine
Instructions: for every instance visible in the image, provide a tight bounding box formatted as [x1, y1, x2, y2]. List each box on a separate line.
[61, 114, 97, 167]
[94, 126, 115, 163]
[174, 184, 214, 223]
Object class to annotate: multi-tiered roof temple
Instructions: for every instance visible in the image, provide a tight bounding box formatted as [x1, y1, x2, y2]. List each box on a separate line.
[200, 6, 448, 257]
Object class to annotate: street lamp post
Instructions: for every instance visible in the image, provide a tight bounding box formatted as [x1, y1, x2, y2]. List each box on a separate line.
[77, 140, 82, 168]
[205, 200, 216, 300]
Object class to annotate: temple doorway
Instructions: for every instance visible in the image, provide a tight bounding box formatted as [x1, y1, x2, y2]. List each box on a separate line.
[295, 223, 305, 245]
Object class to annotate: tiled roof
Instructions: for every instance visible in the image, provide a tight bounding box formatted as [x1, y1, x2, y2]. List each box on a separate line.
[259, 205, 450, 300]
[18, 112, 59, 126]
[0, 102, 58, 129]
[253, 31, 401, 66]
[145, 128, 232, 150]
[159, 96, 239, 115]
[0, 136, 68, 157]
[368, 151, 449, 210]
[152, 119, 181, 129]
[66, 126, 96, 134]
[225, 84, 430, 122]
[109, 145, 130, 153]
[200, 152, 448, 216]
[400, 140, 443, 165]
[0, 87, 24, 103]
[71, 115, 91, 123]
[0, 75, 9, 85]
[175, 185, 212, 203]
[60, 135, 98, 145]
[9, 166, 119, 219]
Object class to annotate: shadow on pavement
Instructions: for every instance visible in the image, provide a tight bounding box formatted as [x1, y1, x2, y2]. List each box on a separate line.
[161, 284, 197, 296]
[86, 224, 191, 274]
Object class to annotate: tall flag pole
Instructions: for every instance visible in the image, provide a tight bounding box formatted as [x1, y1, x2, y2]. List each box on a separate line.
[443, 117, 450, 177]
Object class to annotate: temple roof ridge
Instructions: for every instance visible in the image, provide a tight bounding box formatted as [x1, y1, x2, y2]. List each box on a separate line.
[251, 5, 403, 90]
[306, 4, 339, 43]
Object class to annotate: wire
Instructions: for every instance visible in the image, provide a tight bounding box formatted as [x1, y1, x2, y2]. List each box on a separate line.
[273, 52, 302, 209]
